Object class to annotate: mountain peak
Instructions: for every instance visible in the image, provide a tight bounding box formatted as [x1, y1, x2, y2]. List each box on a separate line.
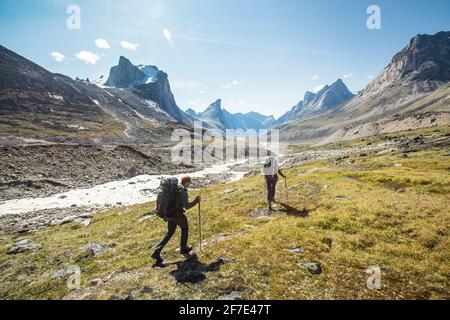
[118, 56, 135, 67]
[185, 108, 197, 117]
[105, 56, 144, 88]
[303, 91, 317, 105]
[207, 99, 222, 111]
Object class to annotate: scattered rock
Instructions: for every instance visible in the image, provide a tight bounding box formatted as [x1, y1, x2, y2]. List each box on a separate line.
[256, 216, 273, 221]
[223, 188, 237, 194]
[334, 196, 346, 201]
[16, 239, 31, 246]
[52, 269, 67, 279]
[81, 243, 104, 256]
[217, 291, 244, 300]
[299, 261, 322, 275]
[106, 230, 116, 237]
[7, 239, 41, 254]
[59, 215, 78, 225]
[249, 209, 271, 218]
[285, 247, 304, 254]
[138, 215, 153, 223]
[78, 212, 93, 219]
[76, 219, 91, 227]
[90, 278, 103, 286]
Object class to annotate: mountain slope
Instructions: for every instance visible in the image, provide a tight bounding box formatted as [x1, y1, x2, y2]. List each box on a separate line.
[278, 31, 450, 142]
[0, 46, 188, 145]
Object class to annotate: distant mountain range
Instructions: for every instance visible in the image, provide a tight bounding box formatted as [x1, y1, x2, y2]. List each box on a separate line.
[277, 31, 450, 142]
[276, 79, 354, 125]
[0, 31, 448, 145]
[185, 99, 276, 131]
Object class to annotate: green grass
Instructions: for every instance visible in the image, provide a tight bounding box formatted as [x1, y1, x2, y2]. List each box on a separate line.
[0, 146, 449, 300]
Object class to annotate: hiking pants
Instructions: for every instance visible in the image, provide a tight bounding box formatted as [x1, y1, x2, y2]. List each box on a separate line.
[154, 213, 189, 253]
[265, 175, 278, 203]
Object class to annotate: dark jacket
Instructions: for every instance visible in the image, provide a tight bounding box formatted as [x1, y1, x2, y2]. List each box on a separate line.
[179, 187, 198, 211]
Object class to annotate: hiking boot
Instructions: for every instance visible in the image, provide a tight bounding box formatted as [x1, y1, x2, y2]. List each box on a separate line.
[151, 251, 163, 264]
[180, 245, 193, 255]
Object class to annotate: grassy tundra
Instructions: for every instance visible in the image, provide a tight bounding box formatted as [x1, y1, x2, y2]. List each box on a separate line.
[0, 128, 449, 300]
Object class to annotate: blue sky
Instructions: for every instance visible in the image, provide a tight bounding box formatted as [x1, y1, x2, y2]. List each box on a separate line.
[0, 0, 449, 117]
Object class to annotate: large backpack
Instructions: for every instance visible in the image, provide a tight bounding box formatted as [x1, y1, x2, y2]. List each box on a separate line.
[155, 178, 182, 219]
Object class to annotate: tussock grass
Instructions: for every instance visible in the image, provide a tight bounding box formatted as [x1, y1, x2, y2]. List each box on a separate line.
[0, 147, 449, 300]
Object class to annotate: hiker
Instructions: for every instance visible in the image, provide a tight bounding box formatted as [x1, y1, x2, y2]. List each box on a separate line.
[262, 156, 286, 211]
[152, 176, 201, 264]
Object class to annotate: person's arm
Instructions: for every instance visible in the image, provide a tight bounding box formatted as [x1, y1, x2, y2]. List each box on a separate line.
[278, 169, 286, 179]
[180, 189, 199, 210]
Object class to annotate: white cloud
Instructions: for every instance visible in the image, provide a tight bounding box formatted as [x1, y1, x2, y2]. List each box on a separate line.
[222, 80, 244, 89]
[51, 51, 65, 62]
[75, 51, 101, 64]
[342, 73, 353, 79]
[312, 75, 320, 81]
[163, 28, 174, 47]
[366, 75, 374, 79]
[313, 84, 326, 93]
[95, 38, 111, 49]
[121, 40, 139, 50]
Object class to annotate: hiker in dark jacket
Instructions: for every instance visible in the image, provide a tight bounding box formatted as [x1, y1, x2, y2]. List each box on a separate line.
[262, 156, 286, 211]
[152, 176, 200, 263]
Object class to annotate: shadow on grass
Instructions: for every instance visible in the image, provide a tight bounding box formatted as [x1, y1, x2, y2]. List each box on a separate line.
[169, 257, 225, 284]
[276, 202, 310, 218]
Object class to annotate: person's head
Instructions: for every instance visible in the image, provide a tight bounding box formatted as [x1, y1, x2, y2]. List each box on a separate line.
[181, 176, 192, 188]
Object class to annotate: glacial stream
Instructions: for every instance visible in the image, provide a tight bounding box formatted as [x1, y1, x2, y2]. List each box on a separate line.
[0, 160, 249, 216]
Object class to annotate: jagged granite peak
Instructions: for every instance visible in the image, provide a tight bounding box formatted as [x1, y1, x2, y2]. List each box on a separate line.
[206, 99, 222, 112]
[104, 56, 192, 126]
[195, 99, 276, 130]
[308, 78, 354, 112]
[303, 91, 317, 106]
[105, 56, 146, 88]
[276, 79, 354, 124]
[185, 108, 197, 117]
[201, 99, 224, 122]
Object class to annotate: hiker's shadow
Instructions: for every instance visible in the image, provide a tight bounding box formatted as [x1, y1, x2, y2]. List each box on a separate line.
[169, 257, 225, 284]
[276, 202, 309, 218]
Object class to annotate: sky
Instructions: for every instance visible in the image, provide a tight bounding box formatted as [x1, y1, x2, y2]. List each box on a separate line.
[0, 0, 449, 118]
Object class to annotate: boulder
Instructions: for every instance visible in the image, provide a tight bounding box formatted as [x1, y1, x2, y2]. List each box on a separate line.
[299, 261, 322, 275]
[7, 241, 41, 254]
[217, 291, 244, 300]
[81, 243, 104, 256]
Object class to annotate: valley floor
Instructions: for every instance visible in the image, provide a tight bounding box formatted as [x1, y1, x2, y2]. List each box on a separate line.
[0, 127, 449, 300]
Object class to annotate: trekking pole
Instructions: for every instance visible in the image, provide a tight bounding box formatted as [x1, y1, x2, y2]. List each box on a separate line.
[285, 176, 289, 202]
[198, 201, 202, 252]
